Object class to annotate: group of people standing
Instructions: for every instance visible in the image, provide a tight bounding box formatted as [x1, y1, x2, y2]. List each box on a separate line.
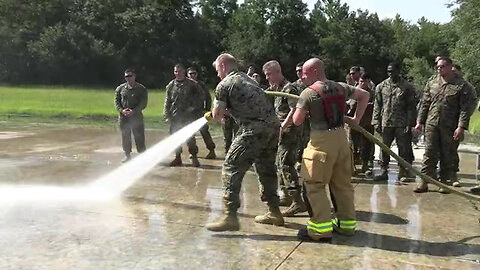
[114, 52, 478, 243]
[114, 65, 217, 167]
[345, 57, 478, 195]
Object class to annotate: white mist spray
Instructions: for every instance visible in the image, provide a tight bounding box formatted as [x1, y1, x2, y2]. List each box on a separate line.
[0, 117, 208, 202]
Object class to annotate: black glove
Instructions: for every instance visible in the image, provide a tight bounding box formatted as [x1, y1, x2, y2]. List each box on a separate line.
[375, 125, 382, 133]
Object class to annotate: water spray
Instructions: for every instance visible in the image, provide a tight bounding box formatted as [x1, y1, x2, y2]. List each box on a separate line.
[0, 117, 209, 202]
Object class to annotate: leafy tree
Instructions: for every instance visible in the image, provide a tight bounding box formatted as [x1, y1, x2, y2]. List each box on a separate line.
[452, 0, 480, 89]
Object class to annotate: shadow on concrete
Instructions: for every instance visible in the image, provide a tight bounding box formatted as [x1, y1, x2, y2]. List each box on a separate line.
[356, 210, 409, 225]
[155, 163, 223, 170]
[212, 233, 299, 242]
[333, 230, 480, 257]
[125, 196, 257, 218]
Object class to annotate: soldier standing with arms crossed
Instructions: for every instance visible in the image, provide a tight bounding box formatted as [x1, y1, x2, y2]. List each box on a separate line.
[293, 58, 369, 242]
[206, 54, 283, 232]
[114, 68, 148, 163]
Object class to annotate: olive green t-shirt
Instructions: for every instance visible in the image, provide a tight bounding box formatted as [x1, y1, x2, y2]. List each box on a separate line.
[296, 80, 356, 131]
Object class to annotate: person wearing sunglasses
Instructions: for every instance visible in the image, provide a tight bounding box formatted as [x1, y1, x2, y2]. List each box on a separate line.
[114, 68, 148, 163]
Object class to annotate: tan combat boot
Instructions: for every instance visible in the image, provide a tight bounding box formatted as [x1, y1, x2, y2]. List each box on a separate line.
[282, 190, 307, 217]
[206, 214, 240, 232]
[413, 180, 428, 193]
[254, 207, 285, 226]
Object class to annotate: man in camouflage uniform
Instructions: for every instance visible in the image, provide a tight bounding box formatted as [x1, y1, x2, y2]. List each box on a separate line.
[114, 68, 148, 163]
[372, 63, 417, 182]
[414, 57, 477, 193]
[263, 60, 307, 217]
[293, 62, 309, 170]
[206, 53, 283, 232]
[164, 64, 204, 167]
[187, 67, 217, 159]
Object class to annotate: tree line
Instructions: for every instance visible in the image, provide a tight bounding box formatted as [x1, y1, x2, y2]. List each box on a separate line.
[0, 0, 478, 91]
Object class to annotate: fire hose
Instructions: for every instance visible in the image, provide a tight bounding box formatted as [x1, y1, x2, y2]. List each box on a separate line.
[263, 90, 480, 202]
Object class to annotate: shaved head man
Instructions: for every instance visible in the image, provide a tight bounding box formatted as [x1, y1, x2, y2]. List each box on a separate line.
[293, 58, 369, 242]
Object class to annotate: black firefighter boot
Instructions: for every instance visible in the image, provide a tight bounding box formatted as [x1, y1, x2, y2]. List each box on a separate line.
[374, 168, 388, 181]
[169, 154, 182, 167]
[282, 189, 307, 217]
[206, 212, 240, 232]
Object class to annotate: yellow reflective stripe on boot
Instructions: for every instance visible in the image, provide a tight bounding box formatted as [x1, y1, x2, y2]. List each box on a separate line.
[332, 218, 357, 230]
[307, 221, 333, 233]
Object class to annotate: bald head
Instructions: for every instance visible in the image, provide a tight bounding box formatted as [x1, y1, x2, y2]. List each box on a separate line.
[214, 53, 238, 80]
[302, 58, 326, 86]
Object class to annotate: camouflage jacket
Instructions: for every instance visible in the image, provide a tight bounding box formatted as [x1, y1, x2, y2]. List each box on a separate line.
[163, 78, 204, 121]
[196, 80, 212, 111]
[372, 77, 417, 128]
[114, 82, 148, 116]
[292, 79, 306, 93]
[214, 70, 279, 131]
[268, 79, 301, 121]
[417, 74, 477, 130]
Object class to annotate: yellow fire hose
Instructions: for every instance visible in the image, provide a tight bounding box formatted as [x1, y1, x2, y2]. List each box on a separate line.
[264, 90, 480, 202]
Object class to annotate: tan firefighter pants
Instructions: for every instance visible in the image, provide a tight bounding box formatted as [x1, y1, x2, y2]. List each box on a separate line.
[300, 128, 356, 236]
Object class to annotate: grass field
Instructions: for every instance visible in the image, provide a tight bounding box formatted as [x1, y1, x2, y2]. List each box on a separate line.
[0, 85, 167, 127]
[1, 85, 480, 135]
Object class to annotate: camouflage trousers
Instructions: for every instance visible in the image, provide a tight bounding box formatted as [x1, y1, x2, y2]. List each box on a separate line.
[222, 115, 239, 154]
[358, 124, 375, 164]
[119, 114, 146, 154]
[420, 124, 459, 182]
[380, 127, 413, 169]
[199, 123, 216, 151]
[222, 126, 280, 214]
[296, 119, 310, 164]
[277, 127, 300, 191]
[169, 119, 198, 156]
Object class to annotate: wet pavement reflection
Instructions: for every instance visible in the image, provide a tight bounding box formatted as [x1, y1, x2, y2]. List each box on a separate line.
[0, 123, 479, 269]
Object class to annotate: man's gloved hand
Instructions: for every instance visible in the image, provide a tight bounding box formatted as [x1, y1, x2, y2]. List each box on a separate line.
[375, 125, 382, 134]
[204, 111, 213, 121]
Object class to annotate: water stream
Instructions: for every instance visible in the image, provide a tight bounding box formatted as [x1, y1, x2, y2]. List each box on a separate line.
[0, 117, 208, 202]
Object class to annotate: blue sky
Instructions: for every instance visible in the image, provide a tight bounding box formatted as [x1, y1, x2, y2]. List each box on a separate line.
[306, 0, 454, 24]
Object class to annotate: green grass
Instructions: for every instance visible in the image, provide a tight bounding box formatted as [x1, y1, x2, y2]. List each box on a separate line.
[0, 85, 166, 126]
[0, 85, 479, 136]
[469, 111, 480, 135]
